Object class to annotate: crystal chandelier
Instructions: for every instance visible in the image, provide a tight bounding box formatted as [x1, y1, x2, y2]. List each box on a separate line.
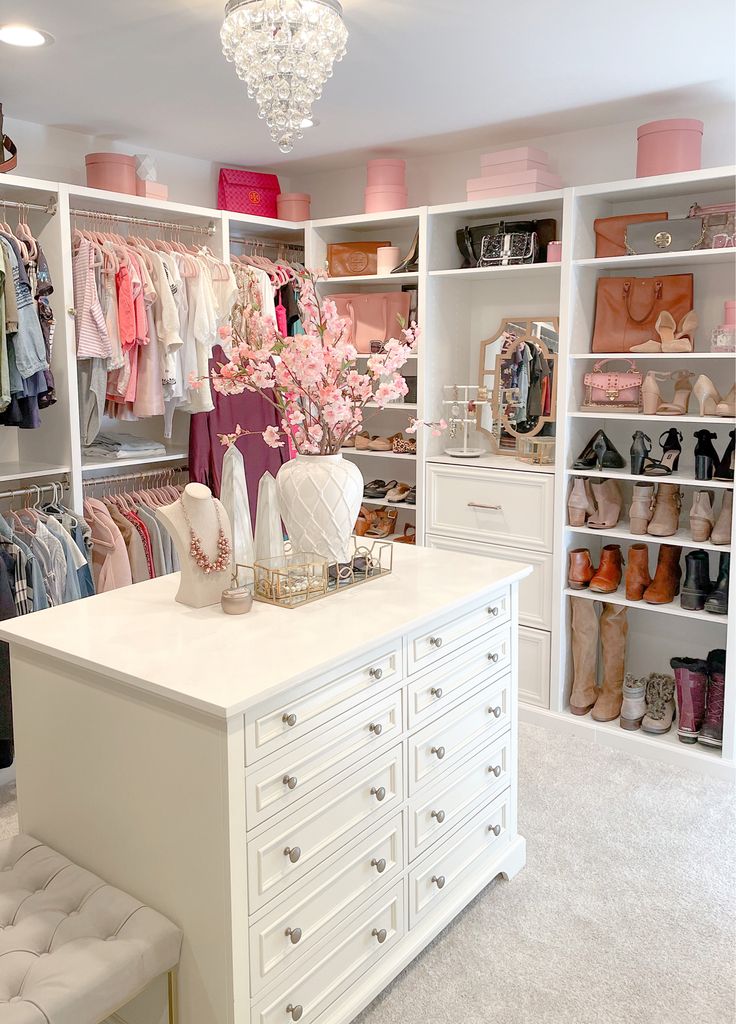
[221, 0, 348, 154]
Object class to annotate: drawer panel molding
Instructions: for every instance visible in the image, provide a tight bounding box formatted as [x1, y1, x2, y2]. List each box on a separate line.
[407, 591, 510, 675]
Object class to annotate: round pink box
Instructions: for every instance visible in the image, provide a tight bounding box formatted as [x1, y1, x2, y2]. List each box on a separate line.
[277, 193, 311, 221]
[85, 153, 137, 195]
[546, 241, 562, 263]
[367, 159, 406, 188]
[636, 119, 703, 178]
[365, 185, 408, 214]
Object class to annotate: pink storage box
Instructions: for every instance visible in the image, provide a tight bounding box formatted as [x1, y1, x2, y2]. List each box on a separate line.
[636, 118, 703, 177]
[85, 153, 137, 195]
[467, 169, 563, 191]
[367, 159, 406, 187]
[479, 157, 549, 176]
[480, 146, 549, 168]
[467, 182, 561, 199]
[218, 168, 281, 217]
[136, 180, 169, 201]
[277, 193, 311, 221]
[365, 184, 408, 214]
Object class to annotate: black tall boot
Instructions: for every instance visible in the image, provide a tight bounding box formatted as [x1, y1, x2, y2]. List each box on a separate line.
[705, 552, 730, 615]
[680, 550, 713, 611]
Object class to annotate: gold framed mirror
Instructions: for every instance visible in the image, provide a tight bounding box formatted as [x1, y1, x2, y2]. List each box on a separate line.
[477, 316, 559, 456]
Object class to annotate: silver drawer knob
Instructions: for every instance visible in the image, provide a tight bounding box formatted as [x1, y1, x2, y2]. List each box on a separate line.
[429, 636, 443, 648]
[282, 712, 297, 728]
[488, 652, 500, 663]
[430, 687, 443, 699]
[371, 786, 386, 802]
[285, 927, 302, 945]
[369, 667, 383, 680]
[488, 706, 502, 718]
[371, 857, 387, 874]
[282, 775, 298, 790]
[286, 1004, 303, 1021]
[431, 809, 446, 824]
[369, 722, 383, 735]
[488, 606, 500, 617]
[431, 875, 446, 889]
[372, 927, 387, 944]
[284, 846, 301, 864]
[489, 823, 502, 837]
[430, 745, 445, 760]
[489, 764, 502, 778]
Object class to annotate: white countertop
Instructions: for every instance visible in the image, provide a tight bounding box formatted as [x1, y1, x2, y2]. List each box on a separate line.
[0, 546, 530, 719]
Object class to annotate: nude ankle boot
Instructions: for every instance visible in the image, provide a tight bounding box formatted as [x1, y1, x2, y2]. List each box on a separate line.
[690, 490, 715, 542]
[569, 597, 598, 715]
[567, 478, 595, 527]
[588, 479, 622, 529]
[647, 483, 682, 537]
[629, 483, 655, 535]
[711, 490, 733, 546]
[592, 603, 628, 722]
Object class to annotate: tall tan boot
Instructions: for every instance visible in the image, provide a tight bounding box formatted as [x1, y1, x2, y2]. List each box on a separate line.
[689, 490, 715, 542]
[567, 478, 595, 526]
[588, 479, 622, 529]
[569, 597, 599, 715]
[646, 483, 682, 537]
[592, 603, 628, 722]
[711, 490, 733, 546]
[629, 483, 655, 535]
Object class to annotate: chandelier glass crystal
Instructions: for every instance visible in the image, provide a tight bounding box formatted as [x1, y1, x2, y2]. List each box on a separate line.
[221, 0, 348, 154]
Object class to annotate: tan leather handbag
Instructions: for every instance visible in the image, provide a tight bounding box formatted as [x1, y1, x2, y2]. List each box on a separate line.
[0, 105, 17, 173]
[594, 212, 668, 258]
[591, 274, 693, 353]
[327, 241, 391, 277]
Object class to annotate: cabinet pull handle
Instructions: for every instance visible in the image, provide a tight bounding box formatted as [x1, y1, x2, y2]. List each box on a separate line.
[488, 706, 502, 719]
[369, 722, 383, 735]
[284, 846, 301, 864]
[371, 857, 387, 873]
[372, 927, 388, 944]
[369, 667, 383, 680]
[285, 927, 302, 945]
[431, 874, 446, 889]
[286, 1004, 303, 1021]
[431, 809, 446, 823]
[487, 605, 500, 617]
[371, 786, 386, 802]
[282, 712, 297, 728]
[468, 502, 502, 510]
[428, 636, 443, 648]
[488, 652, 500, 663]
[430, 687, 443, 699]
[282, 775, 298, 790]
[430, 745, 446, 760]
[489, 764, 502, 778]
[489, 823, 502, 837]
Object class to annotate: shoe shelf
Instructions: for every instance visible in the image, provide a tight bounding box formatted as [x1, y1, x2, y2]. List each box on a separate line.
[567, 467, 734, 490]
[364, 402, 419, 411]
[428, 263, 561, 281]
[562, 585, 727, 623]
[574, 248, 736, 271]
[568, 412, 736, 425]
[342, 450, 417, 461]
[361, 496, 416, 509]
[564, 712, 726, 765]
[567, 521, 731, 553]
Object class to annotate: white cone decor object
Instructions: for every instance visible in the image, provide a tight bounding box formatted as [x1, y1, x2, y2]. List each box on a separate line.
[276, 454, 362, 564]
[254, 472, 285, 562]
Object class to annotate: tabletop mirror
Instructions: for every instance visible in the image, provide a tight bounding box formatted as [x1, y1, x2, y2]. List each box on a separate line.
[477, 316, 559, 457]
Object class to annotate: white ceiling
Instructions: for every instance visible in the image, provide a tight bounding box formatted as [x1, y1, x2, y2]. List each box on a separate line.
[2, 0, 734, 171]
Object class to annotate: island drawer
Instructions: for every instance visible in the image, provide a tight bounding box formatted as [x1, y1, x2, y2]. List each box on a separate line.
[408, 673, 510, 794]
[407, 590, 510, 676]
[252, 880, 404, 1024]
[409, 788, 511, 928]
[249, 810, 404, 995]
[408, 730, 511, 860]
[246, 689, 403, 831]
[245, 641, 402, 764]
[247, 742, 404, 912]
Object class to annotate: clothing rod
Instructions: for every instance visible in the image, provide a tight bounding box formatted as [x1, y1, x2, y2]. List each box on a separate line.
[83, 465, 189, 488]
[231, 235, 304, 250]
[0, 196, 57, 215]
[0, 479, 69, 502]
[70, 207, 215, 236]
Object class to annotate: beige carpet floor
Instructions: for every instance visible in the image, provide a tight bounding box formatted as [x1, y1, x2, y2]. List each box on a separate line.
[1, 724, 734, 1023]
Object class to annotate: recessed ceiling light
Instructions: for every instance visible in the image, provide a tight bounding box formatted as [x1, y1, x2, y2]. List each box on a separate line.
[0, 24, 54, 47]
[300, 118, 320, 129]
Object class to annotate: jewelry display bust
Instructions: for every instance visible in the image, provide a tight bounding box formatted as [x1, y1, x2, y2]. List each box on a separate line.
[159, 483, 234, 608]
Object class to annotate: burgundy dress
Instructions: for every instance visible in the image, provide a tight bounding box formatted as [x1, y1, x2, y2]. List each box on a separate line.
[188, 346, 288, 530]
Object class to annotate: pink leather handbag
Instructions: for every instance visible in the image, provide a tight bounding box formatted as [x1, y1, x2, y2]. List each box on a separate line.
[327, 292, 411, 353]
[583, 359, 642, 412]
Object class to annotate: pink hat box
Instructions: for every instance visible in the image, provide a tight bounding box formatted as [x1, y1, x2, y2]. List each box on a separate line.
[277, 193, 311, 221]
[365, 184, 408, 214]
[85, 153, 137, 195]
[136, 180, 169, 201]
[636, 118, 703, 177]
[480, 146, 549, 169]
[467, 181, 561, 200]
[367, 159, 406, 187]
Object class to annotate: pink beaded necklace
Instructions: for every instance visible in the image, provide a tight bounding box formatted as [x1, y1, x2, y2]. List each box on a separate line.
[180, 494, 231, 575]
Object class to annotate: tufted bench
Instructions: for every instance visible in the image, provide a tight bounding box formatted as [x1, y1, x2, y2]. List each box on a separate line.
[0, 834, 182, 1023]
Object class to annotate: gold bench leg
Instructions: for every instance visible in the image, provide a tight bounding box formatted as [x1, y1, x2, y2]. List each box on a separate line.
[168, 970, 179, 1024]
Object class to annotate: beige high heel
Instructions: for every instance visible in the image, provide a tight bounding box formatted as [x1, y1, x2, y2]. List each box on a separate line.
[641, 371, 665, 414]
[715, 385, 735, 417]
[670, 310, 698, 352]
[693, 374, 721, 417]
[656, 371, 693, 415]
[631, 310, 684, 354]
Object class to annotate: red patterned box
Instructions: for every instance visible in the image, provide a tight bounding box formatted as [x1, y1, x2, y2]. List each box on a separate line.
[217, 168, 281, 217]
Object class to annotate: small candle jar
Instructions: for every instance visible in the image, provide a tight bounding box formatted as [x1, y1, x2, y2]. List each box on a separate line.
[221, 586, 253, 615]
[546, 241, 562, 263]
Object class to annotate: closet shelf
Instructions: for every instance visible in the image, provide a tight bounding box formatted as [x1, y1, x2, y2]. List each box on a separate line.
[569, 351, 736, 360]
[567, 466, 734, 490]
[364, 402, 418, 411]
[567, 521, 730, 553]
[569, 411, 736, 425]
[318, 272, 419, 285]
[342, 449, 417, 461]
[361, 497, 417, 510]
[563, 585, 728, 623]
[560, 711, 725, 764]
[574, 248, 736, 271]
[429, 263, 560, 280]
[81, 451, 189, 474]
[0, 462, 71, 484]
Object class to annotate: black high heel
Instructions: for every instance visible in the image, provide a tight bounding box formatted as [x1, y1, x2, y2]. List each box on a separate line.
[693, 430, 719, 480]
[630, 431, 652, 475]
[642, 428, 683, 476]
[714, 429, 735, 482]
[573, 429, 624, 470]
[391, 229, 419, 274]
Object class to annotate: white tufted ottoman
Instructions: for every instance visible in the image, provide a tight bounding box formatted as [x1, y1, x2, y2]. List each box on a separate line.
[0, 834, 182, 1024]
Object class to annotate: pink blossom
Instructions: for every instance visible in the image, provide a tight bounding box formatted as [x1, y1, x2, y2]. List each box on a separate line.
[218, 324, 233, 341]
[188, 372, 204, 390]
[262, 425, 284, 448]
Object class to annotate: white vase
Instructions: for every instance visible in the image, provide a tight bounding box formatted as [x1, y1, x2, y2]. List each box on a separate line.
[276, 454, 363, 564]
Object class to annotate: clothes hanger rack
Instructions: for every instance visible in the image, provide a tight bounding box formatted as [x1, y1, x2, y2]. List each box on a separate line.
[83, 466, 189, 492]
[0, 479, 70, 504]
[231, 236, 304, 254]
[69, 208, 215, 237]
[0, 197, 57, 216]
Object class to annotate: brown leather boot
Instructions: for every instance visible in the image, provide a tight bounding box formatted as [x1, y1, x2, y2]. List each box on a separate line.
[591, 603, 628, 721]
[643, 544, 682, 604]
[570, 597, 598, 715]
[590, 544, 623, 594]
[568, 548, 595, 589]
[646, 483, 682, 537]
[625, 543, 652, 600]
[588, 479, 622, 529]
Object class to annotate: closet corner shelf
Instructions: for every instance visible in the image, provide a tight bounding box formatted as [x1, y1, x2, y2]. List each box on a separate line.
[566, 521, 730, 553]
[562, 585, 728, 623]
[561, 710, 726, 766]
[0, 462, 70, 484]
[568, 411, 736, 425]
[429, 262, 560, 280]
[81, 450, 189, 474]
[319, 272, 419, 286]
[573, 248, 736, 271]
[566, 466, 734, 490]
[342, 449, 417, 461]
[361, 496, 417, 510]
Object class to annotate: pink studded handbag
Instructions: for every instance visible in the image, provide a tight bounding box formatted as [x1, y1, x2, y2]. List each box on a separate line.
[583, 359, 643, 411]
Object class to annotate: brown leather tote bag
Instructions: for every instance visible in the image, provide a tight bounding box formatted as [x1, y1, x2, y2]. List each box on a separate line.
[0, 105, 17, 173]
[591, 274, 693, 352]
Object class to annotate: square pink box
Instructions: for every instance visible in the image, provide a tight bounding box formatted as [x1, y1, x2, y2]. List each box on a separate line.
[467, 169, 563, 192]
[480, 146, 549, 168]
[467, 182, 561, 199]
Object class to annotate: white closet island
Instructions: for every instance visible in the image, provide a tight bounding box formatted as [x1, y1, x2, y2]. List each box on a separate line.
[0, 545, 529, 1024]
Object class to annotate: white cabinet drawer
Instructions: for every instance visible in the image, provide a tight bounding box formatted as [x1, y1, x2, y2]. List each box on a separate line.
[407, 628, 510, 729]
[519, 626, 551, 709]
[246, 689, 403, 831]
[245, 642, 402, 764]
[407, 590, 510, 676]
[249, 811, 403, 995]
[409, 788, 511, 928]
[409, 730, 511, 860]
[253, 880, 404, 1024]
[427, 463, 554, 551]
[248, 743, 404, 912]
[426, 534, 553, 631]
[409, 674, 510, 794]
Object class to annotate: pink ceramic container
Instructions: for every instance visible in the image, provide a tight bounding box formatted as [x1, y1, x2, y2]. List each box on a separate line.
[636, 119, 703, 177]
[546, 241, 562, 263]
[365, 185, 408, 213]
[367, 159, 406, 187]
[480, 146, 548, 168]
[136, 180, 169, 201]
[277, 193, 311, 221]
[85, 153, 137, 195]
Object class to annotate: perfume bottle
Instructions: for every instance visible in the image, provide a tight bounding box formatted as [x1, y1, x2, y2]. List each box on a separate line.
[710, 301, 736, 353]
